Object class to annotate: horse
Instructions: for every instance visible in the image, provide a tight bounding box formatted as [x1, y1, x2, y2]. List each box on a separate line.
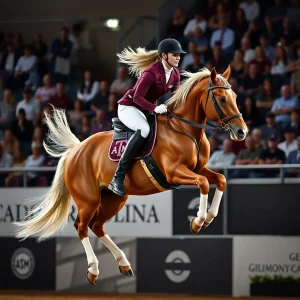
[15, 66, 248, 285]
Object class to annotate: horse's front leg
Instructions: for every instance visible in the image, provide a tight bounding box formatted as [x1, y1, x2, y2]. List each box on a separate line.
[170, 164, 210, 233]
[198, 166, 226, 228]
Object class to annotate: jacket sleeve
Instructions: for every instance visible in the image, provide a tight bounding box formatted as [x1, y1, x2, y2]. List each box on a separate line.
[133, 71, 156, 112]
[171, 68, 180, 93]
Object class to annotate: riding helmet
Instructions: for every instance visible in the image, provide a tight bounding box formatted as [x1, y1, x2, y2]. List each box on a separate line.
[158, 38, 186, 56]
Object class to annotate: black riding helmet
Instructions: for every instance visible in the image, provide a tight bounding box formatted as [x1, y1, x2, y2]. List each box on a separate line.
[158, 38, 186, 56]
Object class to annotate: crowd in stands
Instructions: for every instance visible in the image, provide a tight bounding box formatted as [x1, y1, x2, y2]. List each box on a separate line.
[0, 0, 300, 187]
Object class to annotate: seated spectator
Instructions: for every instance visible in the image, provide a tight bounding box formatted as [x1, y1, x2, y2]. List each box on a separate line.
[210, 17, 234, 59]
[251, 128, 265, 151]
[190, 26, 208, 62]
[34, 74, 56, 106]
[184, 12, 207, 38]
[1, 129, 19, 156]
[32, 126, 44, 145]
[0, 143, 13, 186]
[69, 99, 84, 133]
[239, 0, 260, 21]
[25, 141, 46, 186]
[291, 60, 300, 98]
[256, 78, 277, 123]
[77, 113, 91, 141]
[0, 89, 16, 130]
[278, 18, 298, 49]
[239, 63, 263, 97]
[231, 135, 262, 178]
[12, 108, 34, 157]
[262, 16, 277, 46]
[229, 77, 245, 109]
[91, 109, 112, 134]
[16, 86, 40, 123]
[207, 139, 236, 172]
[180, 42, 197, 70]
[259, 34, 275, 62]
[260, 111, 283, 142]
[6, 45, 37, 90]
[208, 2, 229, 31]
[285, 136, 300, 177]
[90, 80, 109, 112]
[208, 136, 221, 156]
[271, 85, 300, 127]
[5, 146, 25, 187]
[265, 0, 286, 28]
[167, 7, 187, 44]
[243, 20, 262, 49]
[230, 49, 245, 82]
[31, 33, 48, 79]
[206, 43, 229, 74]
[270, 44, 289, 78]
[278, 126, 297, 157]
[241, 95, 259, 129]
[110, 66, 133, 99]
[231, 8, 249, 48]
[46, 83, 70, 110]
[290, 109, 300, 137]
[249, 134, 285, 178]
[248, 46, 271, 76]
[106, 93, 118, 121]
[77, 70, 100, 105]
[241, 37, 255, 63]
[186, 52, 203, 73]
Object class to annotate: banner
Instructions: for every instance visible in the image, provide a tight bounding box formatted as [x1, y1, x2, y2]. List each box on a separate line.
[0, 188, 172, 237]
[172, 187, 224, 235]
[233, 236, 300, 296]
[0, 238, 55, 290]
[137, 237, 232, 295]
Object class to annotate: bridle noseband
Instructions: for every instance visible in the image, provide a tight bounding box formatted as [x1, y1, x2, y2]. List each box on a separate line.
[167, 79, 242, 132]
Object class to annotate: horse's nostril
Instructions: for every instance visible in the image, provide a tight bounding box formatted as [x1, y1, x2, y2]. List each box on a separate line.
[237, 129, 245, 138]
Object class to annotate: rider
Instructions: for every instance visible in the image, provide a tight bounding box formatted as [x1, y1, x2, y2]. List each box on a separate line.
[108, 38, 186, 196]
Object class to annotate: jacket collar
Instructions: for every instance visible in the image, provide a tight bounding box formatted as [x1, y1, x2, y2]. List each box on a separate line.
[158, 60, 174, 92]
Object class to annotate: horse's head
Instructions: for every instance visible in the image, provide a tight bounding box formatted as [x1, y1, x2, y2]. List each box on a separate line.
[203, 66, 248, 141]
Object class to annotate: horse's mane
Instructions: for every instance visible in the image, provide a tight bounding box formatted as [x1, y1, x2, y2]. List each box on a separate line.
[166, 68, 228, 109]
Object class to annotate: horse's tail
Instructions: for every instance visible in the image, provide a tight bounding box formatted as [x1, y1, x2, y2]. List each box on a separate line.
[15, 108, 80, 241]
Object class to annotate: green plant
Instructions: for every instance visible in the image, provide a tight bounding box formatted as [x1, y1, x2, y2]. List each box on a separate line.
[250, 275, 300, 284]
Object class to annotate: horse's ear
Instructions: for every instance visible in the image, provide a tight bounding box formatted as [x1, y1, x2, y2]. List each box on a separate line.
[210, 67, 218, 84]
[222, 65, 231, 80]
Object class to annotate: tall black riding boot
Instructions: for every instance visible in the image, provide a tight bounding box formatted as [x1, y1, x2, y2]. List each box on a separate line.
[108, 130, 146, 196]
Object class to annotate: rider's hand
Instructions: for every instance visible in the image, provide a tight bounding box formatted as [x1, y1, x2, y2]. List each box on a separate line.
[154, 104, 168, 114]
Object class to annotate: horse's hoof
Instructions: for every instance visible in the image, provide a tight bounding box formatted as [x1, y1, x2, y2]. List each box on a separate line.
[202, 221, 210, 229]
[86, 270, 98, 285]
[119, 265, 134, 277]
[190, 217, 201, 234]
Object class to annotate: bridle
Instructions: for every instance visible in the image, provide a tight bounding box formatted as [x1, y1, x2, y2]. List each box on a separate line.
[167, 79, 242, 132]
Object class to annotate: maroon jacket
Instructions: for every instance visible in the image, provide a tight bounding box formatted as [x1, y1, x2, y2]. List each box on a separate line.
[118, 61, 180, 112]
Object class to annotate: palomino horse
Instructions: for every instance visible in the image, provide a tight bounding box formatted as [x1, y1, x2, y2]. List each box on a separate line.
[15, 66, 247, 285]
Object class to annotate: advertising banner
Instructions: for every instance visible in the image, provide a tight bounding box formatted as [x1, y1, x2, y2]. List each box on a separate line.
[0, 188, 172, 237]
[137, 237, 232, 295]
[0, 237, 55, 290]
[233, 236, 300, 296]
[172, 187, 224, 235]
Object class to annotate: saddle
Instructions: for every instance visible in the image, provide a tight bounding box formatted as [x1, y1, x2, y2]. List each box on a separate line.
[108, 113, 179, 191]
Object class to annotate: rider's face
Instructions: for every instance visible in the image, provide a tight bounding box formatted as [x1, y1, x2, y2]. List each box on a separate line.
[167, 53, 181, 67]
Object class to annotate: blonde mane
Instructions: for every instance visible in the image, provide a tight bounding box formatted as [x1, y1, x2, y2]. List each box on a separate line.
[166, 68, 229, 109]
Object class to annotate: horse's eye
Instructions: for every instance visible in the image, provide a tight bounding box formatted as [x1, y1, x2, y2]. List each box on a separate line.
[219, 97, 226, 103]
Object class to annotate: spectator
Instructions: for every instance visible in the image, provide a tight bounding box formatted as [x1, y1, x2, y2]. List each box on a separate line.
[69, 23, 82, 84]
[260, 111, 283, 142]
[32, 126, 44, 145]
[77, 70, 100, 105]
[0, 143, 13, 186]
[229, 77, 246, 109]
[5, 146, 25, 187]
[51, 26, 72, 85]
[16, 86, 40, 123]
[208, 135, 220, 156]
[167, 7, 187, 44]
[278, 126, 297, 157]
[91, 109, 112, 134]
[208, 2, 229, 31]
[231, 135, 262, 178]
[31, 33, 48, 79]
[34, 74, 56, 106]
[271, 85, 300, 127]
[270, 44, 289, 77]
[240, 95, 259, 129]
[0, 89, 16, 130]
[291, 60, 300, 97]
[184, 12, 207, 38]
[186, 52, 203, 73]
[262, 16, 277, 45]
[13, 33, 24, 58]
[285, 0, 300, 25]
[1, 129, 19, 156]
[68, 99, 84, 133]
[25, 141, 45, 186]
[230, 49, 245, 82]
[1, 43, 19, 88]
[259, 34, 275, 62]
[231, 8, 249, 48]
[207, 139, 236, 172]
[285, 136, 300, 177]
[248, 46, 271, 76]
[239, 63, 263, 97]
[290, 109, 300, 137]
[90, 80, 109, 112]
[77, 113, 91, 141]
[110, 66, 133, 99]
[251, 128, 265, 150]
[265, 0, 286, 26]
[180, 42, 197, 70]
[46, 83, 70, 110]
[190, 27, 208, 62]
[206, 43, 229, 73]
[239, 0, 260, 21]
[278, 18, 298, 48]
[241, 36, 255, 63]
[106, 93, 118, 121]
[243, 20, 262, 48]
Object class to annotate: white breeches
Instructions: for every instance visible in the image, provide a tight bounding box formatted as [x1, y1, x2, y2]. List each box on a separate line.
[118, 105, 150, 138]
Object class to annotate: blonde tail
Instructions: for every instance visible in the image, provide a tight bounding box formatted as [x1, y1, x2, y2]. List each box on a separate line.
[15, 108, 80, 241]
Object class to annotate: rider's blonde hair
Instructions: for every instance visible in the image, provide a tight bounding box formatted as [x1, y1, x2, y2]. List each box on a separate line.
[117, 47, 161, 78]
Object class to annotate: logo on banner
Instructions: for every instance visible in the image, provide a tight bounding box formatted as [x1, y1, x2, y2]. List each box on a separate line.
[11, 247, 35, 280]
[164, 250, 191, 283]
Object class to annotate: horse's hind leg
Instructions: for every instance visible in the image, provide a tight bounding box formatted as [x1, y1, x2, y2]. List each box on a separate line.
[88, 189, 134, 276]
[66, 178, 101, 285]
[198, 166, 226, 228]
